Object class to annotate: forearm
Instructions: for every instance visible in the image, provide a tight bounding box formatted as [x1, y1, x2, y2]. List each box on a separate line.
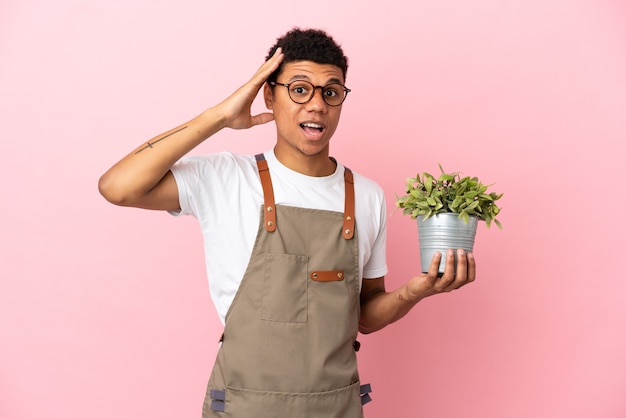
[98, 106, 226, 206]
[359, 250, 476, 334]
[359, 284, 423, 334]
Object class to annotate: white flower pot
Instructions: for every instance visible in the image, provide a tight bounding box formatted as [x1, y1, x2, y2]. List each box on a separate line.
[417, 213, 478, 274]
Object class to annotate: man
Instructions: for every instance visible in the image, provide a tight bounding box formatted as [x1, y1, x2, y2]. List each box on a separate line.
[99, 28, 475, 418]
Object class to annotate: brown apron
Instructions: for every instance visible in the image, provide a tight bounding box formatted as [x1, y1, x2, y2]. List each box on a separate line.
[202, 154, 372, 417]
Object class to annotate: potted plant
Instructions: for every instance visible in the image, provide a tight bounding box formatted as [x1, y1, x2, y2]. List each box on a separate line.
[395, 164, 503, 274]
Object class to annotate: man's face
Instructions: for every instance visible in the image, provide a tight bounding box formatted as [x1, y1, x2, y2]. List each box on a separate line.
[264, 61, 345, 164]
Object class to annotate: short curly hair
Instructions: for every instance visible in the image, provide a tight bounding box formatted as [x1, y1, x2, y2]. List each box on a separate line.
[265, 28, 349, 83]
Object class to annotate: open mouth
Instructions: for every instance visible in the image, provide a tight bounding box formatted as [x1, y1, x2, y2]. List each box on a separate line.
[300, 122, 324, 134]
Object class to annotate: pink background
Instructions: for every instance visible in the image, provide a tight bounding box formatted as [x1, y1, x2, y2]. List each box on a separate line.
[2, 0, 625, 417]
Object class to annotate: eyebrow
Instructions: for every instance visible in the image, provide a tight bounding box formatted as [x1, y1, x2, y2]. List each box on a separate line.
[287, 74, 344, 85]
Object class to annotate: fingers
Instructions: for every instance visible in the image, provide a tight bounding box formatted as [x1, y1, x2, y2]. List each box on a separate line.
[455, 249, 476, 286]
[452, 249, 467, 284]
[416, 249, 476, 300]
[236, 47, 285, 101]
[425, 251, 443, 283]
[250, 111, 275, 127]
[251, 47, 284, 85]
[267, 46, 284, 69]
[467, 252, 476, 282]
[434, 249, 476, 293]
[436, 249, 457, 291]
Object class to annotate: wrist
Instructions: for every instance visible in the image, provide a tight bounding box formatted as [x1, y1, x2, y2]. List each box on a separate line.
[193, 106, 228, 137]
[401, 283, 423, 305]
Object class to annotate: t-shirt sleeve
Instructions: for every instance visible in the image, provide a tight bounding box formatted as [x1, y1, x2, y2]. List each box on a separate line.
[168, 157, 201, 217]
[167, 153, 239, 220]
[166, 152, 258, 226]
[362, 192, 388, 279]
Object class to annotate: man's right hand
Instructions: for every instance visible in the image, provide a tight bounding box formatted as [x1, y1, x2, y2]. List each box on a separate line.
[215, 47, 284, 131]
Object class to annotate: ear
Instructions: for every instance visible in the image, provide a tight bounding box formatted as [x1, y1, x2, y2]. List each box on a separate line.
[263, 83, 274, 110]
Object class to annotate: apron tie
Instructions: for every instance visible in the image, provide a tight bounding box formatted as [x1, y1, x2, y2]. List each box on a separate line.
[209, 389, 226, 412]
[360, 384, 373, 405]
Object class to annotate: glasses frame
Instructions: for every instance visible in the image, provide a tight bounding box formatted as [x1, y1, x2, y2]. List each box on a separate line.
[269, 80, 351, 107]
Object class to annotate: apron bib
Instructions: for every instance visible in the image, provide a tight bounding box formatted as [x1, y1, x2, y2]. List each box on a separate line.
[202, 155, 371, 418]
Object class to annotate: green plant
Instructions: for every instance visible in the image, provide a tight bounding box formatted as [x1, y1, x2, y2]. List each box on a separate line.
[396, 164, 503, 228]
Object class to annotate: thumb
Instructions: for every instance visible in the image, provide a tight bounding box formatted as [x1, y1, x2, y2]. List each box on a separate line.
[251, 112, 275, 126]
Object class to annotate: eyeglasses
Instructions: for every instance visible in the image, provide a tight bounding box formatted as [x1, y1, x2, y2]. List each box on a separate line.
[269, 80, 351, 107]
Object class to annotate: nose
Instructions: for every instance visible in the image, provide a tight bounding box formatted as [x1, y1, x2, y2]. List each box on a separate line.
[306, 87, 328, 111]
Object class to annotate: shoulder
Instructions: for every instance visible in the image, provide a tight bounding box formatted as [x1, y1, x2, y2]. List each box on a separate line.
[351, 170, 385, 200]
[173, 151, 256, 173]
[169, 151, 263, 219]
[171, 152, 259, 186]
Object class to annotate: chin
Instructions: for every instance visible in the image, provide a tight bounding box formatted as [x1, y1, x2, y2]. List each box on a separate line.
[299, 143, 329, 157]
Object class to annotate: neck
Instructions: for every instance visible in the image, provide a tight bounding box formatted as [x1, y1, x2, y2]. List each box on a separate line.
[273, 146, 336, 177]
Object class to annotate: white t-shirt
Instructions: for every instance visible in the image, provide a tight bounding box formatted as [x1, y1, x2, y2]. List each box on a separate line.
[170, 149, 388, 324]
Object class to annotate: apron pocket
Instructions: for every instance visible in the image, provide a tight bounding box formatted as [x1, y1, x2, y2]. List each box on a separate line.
[261, 253, 308, 323]
[224, 382, 363, 418]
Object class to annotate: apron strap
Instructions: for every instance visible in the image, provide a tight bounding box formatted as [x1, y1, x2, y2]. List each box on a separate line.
[255, 154, 356, 239]
[255, 154, 277, 232]
[343, 167, 355, 240]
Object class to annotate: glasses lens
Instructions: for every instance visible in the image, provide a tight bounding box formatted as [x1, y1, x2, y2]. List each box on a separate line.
[322, 83, 347, 106]
[288, 81, 314, 104]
